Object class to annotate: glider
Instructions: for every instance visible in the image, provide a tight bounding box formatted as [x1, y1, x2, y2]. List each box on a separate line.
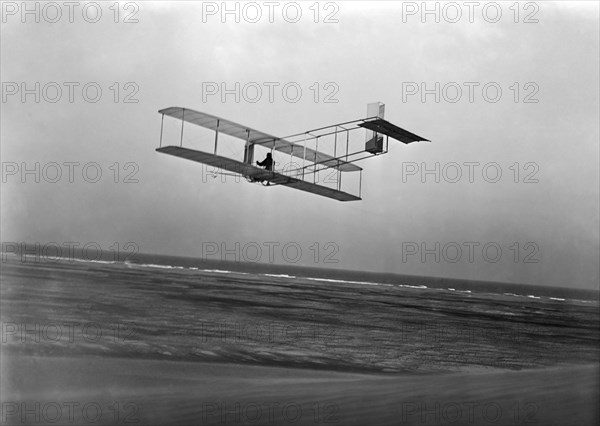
[156, 102, 429, 201]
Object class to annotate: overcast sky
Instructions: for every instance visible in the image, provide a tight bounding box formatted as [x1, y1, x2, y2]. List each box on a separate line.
[2, 1, 598, 290]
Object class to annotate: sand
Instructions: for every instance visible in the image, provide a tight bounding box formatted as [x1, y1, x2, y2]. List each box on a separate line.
[2, 355, 598, 425]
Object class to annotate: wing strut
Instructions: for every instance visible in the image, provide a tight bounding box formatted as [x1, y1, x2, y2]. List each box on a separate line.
[314, 137, 319, 183]
[359, 169, 363, 198]
[302, 133, 307, 179]
[159, 113, 164, 148]
[180, 109, 185, 147]
[214, 119, 220, 154]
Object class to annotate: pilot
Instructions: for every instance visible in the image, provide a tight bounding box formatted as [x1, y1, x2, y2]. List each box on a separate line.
[256, 153, 274, 171]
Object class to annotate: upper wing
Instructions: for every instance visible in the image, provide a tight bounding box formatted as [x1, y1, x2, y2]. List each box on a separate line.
[159, 107, 362, 172]
[358, 118, 430, 144]
[156, 146, 360, 201]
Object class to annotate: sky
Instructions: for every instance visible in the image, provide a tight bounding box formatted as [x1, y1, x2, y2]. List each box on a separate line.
[1, 1, 598, 290]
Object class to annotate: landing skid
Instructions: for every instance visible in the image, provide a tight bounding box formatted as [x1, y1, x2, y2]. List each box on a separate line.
[245, 176, 273, 186]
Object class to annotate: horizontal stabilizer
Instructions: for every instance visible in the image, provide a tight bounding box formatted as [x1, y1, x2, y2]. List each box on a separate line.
[359, 119, 429, 144]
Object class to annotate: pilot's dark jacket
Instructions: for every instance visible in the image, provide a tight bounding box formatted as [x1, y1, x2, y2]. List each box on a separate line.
[257, 154, 273, 171]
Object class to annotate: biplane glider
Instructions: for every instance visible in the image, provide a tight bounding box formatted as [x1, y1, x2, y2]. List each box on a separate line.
[156, 102, 429, 201]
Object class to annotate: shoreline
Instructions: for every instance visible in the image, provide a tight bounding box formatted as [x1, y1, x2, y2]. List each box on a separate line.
[2, 252, 598, 302]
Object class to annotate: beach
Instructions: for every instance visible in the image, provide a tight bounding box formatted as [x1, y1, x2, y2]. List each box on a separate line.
[1, 257, 598, 425]
[3, 356, 598, 425]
